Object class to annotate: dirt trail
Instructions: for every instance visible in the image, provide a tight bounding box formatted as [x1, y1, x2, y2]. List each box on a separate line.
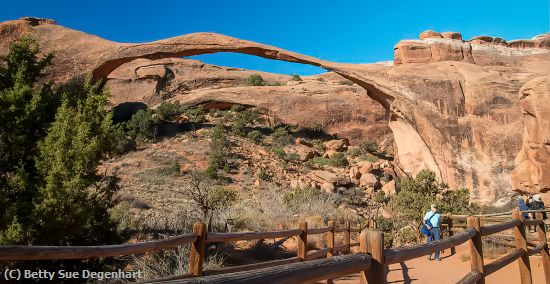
[321, 243, 546, 284]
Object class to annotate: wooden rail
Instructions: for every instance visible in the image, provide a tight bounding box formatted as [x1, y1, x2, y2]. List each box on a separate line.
[308, 227, 331, 235]
[206, 229, 302, 242]
[0, 234, 197, 260]
[484, 249, 524, 276]
[384, 228, 476, 265]
[2, 207, 550, 283]
[0, 219, 363, 283]
[152, 253, 372, 284]
[480, 219, 521, 236]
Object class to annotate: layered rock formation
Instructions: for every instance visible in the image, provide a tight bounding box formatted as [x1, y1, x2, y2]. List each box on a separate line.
[394, 30, 550, 66]
[511, 75, 550, 194]
[2, 18, 550, 204]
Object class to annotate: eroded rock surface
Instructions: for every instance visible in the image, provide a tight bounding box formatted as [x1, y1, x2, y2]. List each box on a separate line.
[394, 30, 550, 66]
[511, 75, 550, 194]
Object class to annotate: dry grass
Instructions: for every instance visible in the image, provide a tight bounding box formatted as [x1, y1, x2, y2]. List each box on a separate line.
[483, 237, 516, 259]
[129, 245, 224, 280]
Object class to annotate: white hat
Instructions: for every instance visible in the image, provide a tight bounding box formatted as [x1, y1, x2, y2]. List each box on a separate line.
[534, 194, 542, 202]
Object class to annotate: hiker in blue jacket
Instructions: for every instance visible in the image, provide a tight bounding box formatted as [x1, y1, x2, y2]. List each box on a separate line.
[424, 204, 442, 261]
[518, 196, 530, 219]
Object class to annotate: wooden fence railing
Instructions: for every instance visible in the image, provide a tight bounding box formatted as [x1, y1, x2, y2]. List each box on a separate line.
[444, 209, 550, 284]
[1, 208, 550, 283]
[0, 221, 364, 283]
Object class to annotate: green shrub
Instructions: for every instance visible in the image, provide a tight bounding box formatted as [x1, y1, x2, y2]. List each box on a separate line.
[205, 165, 219, 179]
[127, 109, 158, 142]
[311, 139, 326, 152]
[271, 126, 293, 147]
[246, 74, 265, 86]
[290, 74, 302, 81]
[330, 153, 349, 166]
[231, 120, 246, 136]
[182, 171, 238, 228]
[258, 170, 272, 181]
[208, 186, 238, 214]
[185, 106, 206, 123]
[222, 110, 233, 121]
[389, 170, 440, 223]
[374, 190, 386, 204]
[206, 125, 228, 179]
[347, 147, 363, 157]
[110, 125, 137, 154]
[360, 154, 379, 162]
[155, 101, 184, 120]
[361, 141, 379, 153]
[310, 153, 348, 167]
[376, 216, 397, 248]
[339, 80, 353, 85]
[230, 104, 245, 112]
[271, 147, 286, 158]
[170, 160, 181, 175]
[389, 170, 476, 228]
[247, 130, 264, 143]
[438, 188, 479, 215]
[317, 77, 325, 82]
[232, 109, 262, 136]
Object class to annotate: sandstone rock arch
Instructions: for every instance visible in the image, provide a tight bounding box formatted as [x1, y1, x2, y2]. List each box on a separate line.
[90, 33, 398, 111]
[89, 32, 442, 181]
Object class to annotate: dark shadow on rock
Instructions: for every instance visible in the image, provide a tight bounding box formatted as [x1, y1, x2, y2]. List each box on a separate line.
[112, 102, 148, 123]
[294, 128, 337, 141]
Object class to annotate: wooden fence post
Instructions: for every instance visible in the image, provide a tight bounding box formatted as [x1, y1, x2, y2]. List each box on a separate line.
[327, 221, 335, 258]
[535, 213, 550, 283]
[344, 221, 351, 254]
[447, 214, 456, 255]
[189, 222, 207, 276]
[298, 221, 308, 261]
[513, 209, 533, 284]
[360, 229, 385, 284]
[326, 221, 335, 284]
[467, 216, 485, 284]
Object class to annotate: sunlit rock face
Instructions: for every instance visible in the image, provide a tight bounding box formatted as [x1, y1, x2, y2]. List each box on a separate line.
[511, 75, 550, 194]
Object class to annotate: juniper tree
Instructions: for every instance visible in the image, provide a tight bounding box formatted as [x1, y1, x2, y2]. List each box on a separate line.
[0, 36, 119, 245]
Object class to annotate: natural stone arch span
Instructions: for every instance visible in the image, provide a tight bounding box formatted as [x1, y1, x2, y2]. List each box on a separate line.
[91, 33, 397, 111]
[90, 32, 442, 183]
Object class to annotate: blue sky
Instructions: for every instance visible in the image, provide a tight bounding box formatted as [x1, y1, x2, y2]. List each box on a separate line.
[2, 0, 549, 75]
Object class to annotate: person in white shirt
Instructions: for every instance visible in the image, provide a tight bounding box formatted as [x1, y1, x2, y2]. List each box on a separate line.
[424, 203, 442, 261]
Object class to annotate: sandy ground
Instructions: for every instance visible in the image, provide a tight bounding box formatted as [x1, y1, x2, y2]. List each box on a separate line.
[319, 243, 546, 284]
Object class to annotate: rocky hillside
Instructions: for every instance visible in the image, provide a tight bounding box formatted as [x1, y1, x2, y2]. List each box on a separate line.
[1, 17, 549, 204]
[99, 106, 396, 229]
